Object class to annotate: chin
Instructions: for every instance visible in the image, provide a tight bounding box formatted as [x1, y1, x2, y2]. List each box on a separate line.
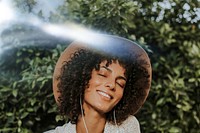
[95, 104, 113, 114]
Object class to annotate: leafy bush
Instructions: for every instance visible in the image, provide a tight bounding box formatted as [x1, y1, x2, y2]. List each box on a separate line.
[0, 44, 66, 133]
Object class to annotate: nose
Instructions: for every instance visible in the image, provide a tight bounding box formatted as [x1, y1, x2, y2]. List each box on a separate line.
[105, 80, 115, 90]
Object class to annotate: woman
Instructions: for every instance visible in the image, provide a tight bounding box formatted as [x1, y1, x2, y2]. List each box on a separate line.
[46, 34, 152, 133]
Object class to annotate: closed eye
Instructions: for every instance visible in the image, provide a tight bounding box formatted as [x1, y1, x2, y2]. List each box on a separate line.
[98, 74, 107, 77]
[116, 82, 125, 88]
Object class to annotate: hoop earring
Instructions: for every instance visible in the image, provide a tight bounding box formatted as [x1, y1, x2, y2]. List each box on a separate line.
[113, 109, 119, 133]
[80, 95, 89, 133]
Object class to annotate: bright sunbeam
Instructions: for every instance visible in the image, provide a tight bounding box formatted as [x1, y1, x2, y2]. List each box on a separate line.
[0, 0, 15, 24]
[42, 23, 105, 47]
[0, 0, 104, 56]
[0, 0, 16, 55]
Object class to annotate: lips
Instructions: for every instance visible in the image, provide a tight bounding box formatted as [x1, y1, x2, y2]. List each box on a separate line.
[97, 90, 113, 100]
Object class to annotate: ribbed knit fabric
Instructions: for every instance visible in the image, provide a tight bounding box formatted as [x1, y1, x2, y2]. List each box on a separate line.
[44, 115, 140, 133]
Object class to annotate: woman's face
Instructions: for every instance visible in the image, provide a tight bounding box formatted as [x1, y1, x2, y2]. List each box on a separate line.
[83, 60, 126, 114]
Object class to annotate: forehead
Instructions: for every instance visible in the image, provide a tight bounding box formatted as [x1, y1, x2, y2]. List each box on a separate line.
[100, 59, 125, 67]
[99, 60, 126, 73]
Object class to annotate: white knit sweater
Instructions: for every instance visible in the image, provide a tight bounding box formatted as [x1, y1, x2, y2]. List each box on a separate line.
[44, 115, 140, 133]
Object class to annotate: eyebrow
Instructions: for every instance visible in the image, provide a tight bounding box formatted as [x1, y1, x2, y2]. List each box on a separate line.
[101, 66, 127, 81]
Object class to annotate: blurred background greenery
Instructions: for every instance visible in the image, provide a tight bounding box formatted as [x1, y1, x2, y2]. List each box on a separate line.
[0, 0, 199, 133]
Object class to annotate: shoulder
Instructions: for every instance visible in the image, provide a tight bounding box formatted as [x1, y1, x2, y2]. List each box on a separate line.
[43, 122, 76, 133]
[120, 115, 140, 132]
[105, 115, 141, 133]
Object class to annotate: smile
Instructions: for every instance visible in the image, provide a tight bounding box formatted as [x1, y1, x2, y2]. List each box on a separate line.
[97, 90, 112, 100]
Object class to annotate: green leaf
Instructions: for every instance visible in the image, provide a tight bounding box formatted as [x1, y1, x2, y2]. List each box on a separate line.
[12, 89, 18, 97]
[188, 78, 195, 82]
[55, 115, 64, 122]
[6, 112, 13, 117]
[0, 87, 11, 92]
[20, 112, 29, 119]
[17, 120, 22, 127]
[156, 98, 165, 106]
[169, 127, 181, 133]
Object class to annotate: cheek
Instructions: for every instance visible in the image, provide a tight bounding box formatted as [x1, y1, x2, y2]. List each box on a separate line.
[116, 89, 124, 100]
[87, 78, 102, 91]
[84, 78, 102, 99]
[112, 90, 124, 108]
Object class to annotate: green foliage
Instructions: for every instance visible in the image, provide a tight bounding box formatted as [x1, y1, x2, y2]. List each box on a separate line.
[1, 0, 200, 132]
[50, 0, 139, 36]
[0, 45, 66, 133]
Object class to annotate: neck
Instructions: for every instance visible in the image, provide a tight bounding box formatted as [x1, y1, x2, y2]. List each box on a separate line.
[76, 102, 106, 133]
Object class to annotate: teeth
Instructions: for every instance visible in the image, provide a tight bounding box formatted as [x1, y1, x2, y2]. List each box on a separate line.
[98, 91, 111, 99]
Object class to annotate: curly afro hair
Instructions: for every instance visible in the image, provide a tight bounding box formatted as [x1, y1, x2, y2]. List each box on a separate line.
[57, 47, 150, 125]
